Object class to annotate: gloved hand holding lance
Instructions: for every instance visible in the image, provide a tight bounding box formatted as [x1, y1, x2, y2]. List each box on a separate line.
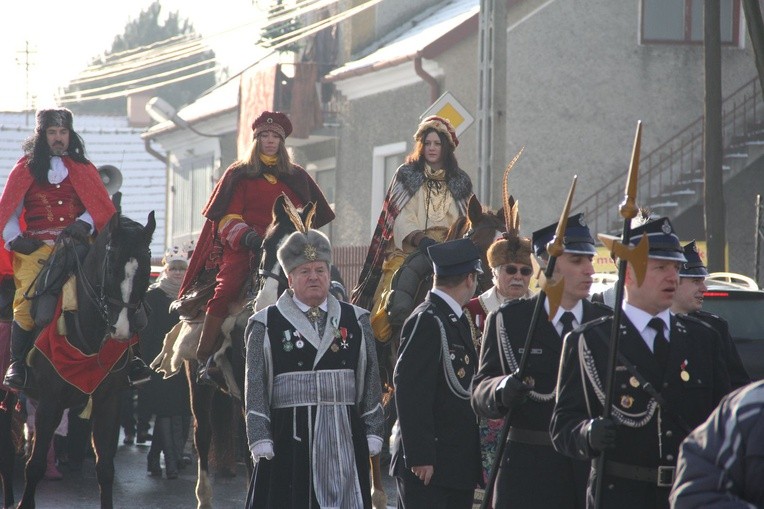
[592, 120, 650, 509]
[479, 174, 578, 509]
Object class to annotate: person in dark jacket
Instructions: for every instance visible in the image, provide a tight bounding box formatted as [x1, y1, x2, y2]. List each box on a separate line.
[140, 248, 191, 479]
[471, 213, 609, 509]
[670, 240, 750, 389]
[391, 238, 483, 508]
[551, 217, 732, 509]
[669, 379, 764, 508]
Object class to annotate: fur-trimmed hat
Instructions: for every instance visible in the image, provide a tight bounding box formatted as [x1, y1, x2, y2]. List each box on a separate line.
[277, 229, 332, 275]
[487, 235, 533, 269]
[252, 111, 292, 139]
[414, 115, 458, 148]
[36, 108, 73, 132]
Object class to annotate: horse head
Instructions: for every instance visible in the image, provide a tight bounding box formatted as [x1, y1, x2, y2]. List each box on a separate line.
[85, 211, 156, 342]
[447, 194, 505, 293]
[253, 193, 316, 311]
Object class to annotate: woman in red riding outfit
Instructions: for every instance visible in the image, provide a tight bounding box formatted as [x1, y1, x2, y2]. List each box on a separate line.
[179, 111, 334, 379]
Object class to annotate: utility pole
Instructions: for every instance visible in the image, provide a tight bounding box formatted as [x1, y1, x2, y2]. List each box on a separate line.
[16, 41, 36, 124]
[704, 0, 726, 271]
[743, 0, 764, 99]
[477, 0, 507, 207]
[755, 194, 762, 285]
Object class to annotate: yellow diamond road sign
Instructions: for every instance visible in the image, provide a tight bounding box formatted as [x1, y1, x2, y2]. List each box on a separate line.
[421, 92, 474, 137]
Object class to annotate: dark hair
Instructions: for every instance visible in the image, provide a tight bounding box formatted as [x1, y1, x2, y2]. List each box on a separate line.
[405, 128, 458, 172]
[22, 128, 89, 184]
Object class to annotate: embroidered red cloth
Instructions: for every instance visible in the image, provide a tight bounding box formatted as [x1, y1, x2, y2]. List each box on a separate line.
[34, 303, 136, 394]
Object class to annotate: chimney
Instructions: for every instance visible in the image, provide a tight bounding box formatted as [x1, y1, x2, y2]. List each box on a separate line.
[127, 91, 156, 127]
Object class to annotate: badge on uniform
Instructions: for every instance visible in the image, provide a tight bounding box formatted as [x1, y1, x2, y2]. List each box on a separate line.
[680, 359, 690, 382]
[457, 368, 466, 379]
[620, 394, 634, 409]
[629, 376, 640, 388]
[282, 331, 294, 352]
[523, 376, 535, 388]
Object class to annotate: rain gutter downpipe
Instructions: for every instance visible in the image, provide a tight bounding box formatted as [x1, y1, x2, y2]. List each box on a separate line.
[414, 56, 439, 104]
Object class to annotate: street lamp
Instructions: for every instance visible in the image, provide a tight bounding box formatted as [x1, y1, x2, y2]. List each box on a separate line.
[145, 96, 220, 138]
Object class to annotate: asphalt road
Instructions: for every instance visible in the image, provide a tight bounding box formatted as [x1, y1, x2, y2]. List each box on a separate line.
[8, 429, 398, 508]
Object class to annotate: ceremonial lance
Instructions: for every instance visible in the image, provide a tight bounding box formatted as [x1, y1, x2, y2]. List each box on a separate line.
[592, 121, 650, 509]
[481, 175, 577, 509]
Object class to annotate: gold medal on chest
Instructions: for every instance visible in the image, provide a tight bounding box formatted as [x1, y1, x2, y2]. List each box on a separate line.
[680, 370, 690, 382]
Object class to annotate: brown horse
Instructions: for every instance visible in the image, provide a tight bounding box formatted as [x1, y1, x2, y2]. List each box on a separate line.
[171, 194, 316, 509]
[370, 193, 506, 503]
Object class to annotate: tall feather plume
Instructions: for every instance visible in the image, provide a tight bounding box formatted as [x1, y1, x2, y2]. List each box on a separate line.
[282, 193, 308, 233]
[502, 146, 525, 234]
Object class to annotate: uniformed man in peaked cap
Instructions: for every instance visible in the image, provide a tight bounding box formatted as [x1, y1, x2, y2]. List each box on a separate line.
[551, 217, 732, 509]
[472, 212, 610, 509]
[391, 238, 483, 508]
[671, 240, 750, 389]
[244, 228, 383, 509]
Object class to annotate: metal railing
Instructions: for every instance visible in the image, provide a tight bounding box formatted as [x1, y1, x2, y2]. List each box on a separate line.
[579, 77, 763, 235]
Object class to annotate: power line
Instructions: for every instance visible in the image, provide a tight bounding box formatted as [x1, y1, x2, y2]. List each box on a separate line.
[57, 0, 381, 104]
[58, 57, 217, 101]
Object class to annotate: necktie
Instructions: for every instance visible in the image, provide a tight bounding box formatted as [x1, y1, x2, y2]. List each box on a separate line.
[559, 311, 575, 338]
[307, 307, 321, 323]
[648, 317, 669, 371]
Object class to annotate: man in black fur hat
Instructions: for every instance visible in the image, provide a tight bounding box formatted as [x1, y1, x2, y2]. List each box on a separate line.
[0, 108, 134, 389]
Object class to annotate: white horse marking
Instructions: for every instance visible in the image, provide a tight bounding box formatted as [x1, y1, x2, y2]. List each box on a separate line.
[114, 258, 138, 339]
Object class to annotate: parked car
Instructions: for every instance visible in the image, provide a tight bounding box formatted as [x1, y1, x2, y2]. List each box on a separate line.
[589, 271, 764, 381]
[702, 273, 764, 381]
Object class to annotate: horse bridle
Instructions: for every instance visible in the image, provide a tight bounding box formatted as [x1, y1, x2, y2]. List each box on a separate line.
[257, 267, 288, 292]
[76, 239, 145, 329]
[462, 222, 504, 293]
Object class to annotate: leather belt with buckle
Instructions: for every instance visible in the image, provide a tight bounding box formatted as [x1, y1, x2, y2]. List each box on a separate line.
[605, 461, 676, 487]
[507, 427, 553, 447]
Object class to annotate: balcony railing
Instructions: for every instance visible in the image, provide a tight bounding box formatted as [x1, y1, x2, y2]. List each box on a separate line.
[578, 77, 763, 235]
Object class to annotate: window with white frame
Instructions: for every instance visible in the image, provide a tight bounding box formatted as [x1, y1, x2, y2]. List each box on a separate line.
[370, 142, 407, 234]
[640, 0, 742, 45]
[306, 157, 336, 239]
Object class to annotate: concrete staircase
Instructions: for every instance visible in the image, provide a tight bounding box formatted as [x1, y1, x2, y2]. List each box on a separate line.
[579, 77, 764, 235]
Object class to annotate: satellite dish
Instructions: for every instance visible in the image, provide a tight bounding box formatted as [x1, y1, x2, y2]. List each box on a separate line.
[98, 165, 123, 195]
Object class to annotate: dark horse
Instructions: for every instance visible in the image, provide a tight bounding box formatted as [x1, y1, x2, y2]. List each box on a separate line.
[369, 193, 506, 504]
[182, 193, 315, 509]
[11, 208, 155, 509]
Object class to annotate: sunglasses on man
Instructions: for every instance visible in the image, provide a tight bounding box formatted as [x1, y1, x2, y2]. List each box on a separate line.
[503, 265, 533, 276]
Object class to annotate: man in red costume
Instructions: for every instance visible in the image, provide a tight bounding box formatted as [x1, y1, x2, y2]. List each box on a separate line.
[179, 111, 334, 383]
[0, 108, 118, 389]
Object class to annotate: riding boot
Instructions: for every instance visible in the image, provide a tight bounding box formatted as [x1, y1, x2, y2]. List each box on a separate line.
[3, 322, 36, 389]
[195, 314, 226, 385]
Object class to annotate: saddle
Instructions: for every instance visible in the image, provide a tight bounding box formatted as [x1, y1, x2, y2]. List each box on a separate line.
[386, 250, 434, 331]
[171, 268, 218, 321]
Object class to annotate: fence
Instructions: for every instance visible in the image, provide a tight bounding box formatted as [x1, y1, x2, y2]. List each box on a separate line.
[333, 245, 369, 291]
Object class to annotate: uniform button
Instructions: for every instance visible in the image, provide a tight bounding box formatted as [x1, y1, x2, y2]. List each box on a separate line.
[59, 217, 65, 222]
[58, 200, 63, 205]
[341, 360, 347, 366]
[666, 454, 674, 461]
[297, 361, 303, 367]
[56, 184, 61, 188]
[666, 430, 673, 438]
